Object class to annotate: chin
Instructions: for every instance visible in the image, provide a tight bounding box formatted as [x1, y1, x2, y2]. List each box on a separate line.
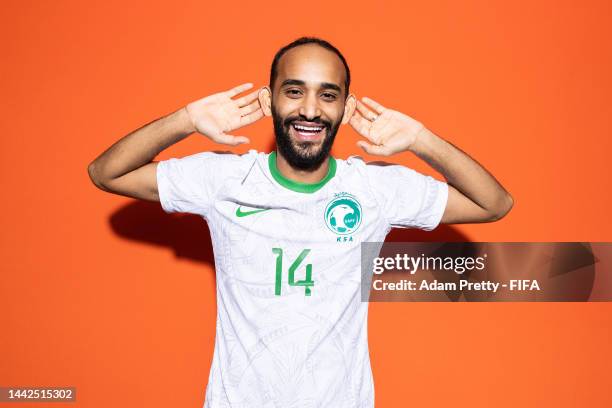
[294, 140, 322, 153]
[295, 144, 326, 160]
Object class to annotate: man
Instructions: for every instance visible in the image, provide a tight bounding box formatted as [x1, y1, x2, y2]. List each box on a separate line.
[88, 37, 512, 407]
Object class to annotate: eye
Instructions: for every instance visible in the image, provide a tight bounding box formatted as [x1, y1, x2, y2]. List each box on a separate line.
[285, 89, 302, 97]
[322, 93, 337, 100]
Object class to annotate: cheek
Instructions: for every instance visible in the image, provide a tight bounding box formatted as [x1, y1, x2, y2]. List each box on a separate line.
[324, 105, 345, 124]
[275, 95, 302, 111]
[275, 103, 298, 121]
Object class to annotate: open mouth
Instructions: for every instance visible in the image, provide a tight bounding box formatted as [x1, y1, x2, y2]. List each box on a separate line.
[289, 122, 326, 142]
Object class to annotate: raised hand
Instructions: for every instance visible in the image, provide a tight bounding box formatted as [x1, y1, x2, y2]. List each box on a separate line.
[185, 82, 264, 146]
[349, 97, 425, 156]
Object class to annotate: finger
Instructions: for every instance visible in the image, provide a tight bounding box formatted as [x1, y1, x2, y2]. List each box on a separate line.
[239, 107, 264, 127]
[239, 100, 261, 116]
[215, 132, 251, 146]
[355, 100, 378, 122]
[349, 112, 369, 133]
[235, 88, 260, 107]
[362, 97, 386, 114]
[226, 82, 253, 98]
[357, 141, 390, 156]
[349, 112, 376, 142]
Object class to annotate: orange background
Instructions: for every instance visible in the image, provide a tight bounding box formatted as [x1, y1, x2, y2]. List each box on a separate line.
[2, 0, 611, 407]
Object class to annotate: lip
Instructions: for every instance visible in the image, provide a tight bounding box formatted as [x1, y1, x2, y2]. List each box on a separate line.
[289, 121, 327, 142]
[291, 120, 326, 128]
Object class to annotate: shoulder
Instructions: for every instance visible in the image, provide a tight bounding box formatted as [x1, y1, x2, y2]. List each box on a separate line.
[178, 148, 260, 164]
[161, 149, 261, 171]
[337, 154, 416, 178]
[157, 149, 264, 190]
[337, 154, 440, 199]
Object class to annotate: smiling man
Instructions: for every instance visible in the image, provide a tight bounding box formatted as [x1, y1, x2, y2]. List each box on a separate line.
[88, 37, 512, 407]
[267, 40, 350, 173]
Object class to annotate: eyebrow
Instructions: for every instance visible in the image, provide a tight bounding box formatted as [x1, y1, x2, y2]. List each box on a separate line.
[280, 79, 342, 93]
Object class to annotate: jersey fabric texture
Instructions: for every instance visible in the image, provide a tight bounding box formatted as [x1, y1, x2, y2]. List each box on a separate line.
[156, 149, 449, 408]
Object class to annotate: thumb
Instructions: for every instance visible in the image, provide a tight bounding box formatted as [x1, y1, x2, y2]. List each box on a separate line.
[230, 135, 250, 145]
[215, 133, 251, 146]
[357, 141, 389, 156]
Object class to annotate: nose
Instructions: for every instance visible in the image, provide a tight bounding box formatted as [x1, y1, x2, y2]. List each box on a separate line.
[298, 92, 322, 121]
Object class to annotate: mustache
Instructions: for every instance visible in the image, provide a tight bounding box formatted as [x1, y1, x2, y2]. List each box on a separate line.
[283, 117, 332, 128]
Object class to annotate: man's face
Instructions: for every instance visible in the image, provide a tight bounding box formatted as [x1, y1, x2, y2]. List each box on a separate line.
[270, 44, 348, 171]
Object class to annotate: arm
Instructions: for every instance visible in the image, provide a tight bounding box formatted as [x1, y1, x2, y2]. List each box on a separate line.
[408, 127, 513, 223]
[349, 96, 513, 224]
[87, 107, 194, 201]
[87, 82, 263, 201]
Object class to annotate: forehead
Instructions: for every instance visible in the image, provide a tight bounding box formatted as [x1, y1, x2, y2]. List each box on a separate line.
[275, 44, 346, 92]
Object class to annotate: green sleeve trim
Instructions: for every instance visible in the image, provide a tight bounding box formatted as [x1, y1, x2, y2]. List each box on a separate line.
[268, 151, 336, 193]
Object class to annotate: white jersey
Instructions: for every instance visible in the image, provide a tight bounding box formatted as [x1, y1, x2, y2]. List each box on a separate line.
[156, 149, 448, 408]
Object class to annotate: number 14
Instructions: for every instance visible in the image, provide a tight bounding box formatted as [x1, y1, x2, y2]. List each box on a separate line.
[272, 248, 314, 296]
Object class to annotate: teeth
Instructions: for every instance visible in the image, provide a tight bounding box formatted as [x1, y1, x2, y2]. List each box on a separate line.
[293, 124, 323, 132]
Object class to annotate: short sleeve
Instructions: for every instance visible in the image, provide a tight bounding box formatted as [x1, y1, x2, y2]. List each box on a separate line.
[156, 151, 225, 216]
[366, 162, 449, 231]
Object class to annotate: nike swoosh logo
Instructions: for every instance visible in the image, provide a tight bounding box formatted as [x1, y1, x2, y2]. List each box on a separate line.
[235, 206, 271, 217]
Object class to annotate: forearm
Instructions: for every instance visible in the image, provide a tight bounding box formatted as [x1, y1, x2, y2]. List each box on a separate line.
[88, 107, 195, 185]
[410, 127, 513, 216]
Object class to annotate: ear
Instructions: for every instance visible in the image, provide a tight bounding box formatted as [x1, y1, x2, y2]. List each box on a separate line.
[259, 86, 272, 117]
[341, 93, 357, 125]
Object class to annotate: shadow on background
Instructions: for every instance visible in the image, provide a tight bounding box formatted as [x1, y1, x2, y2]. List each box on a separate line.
[109, 200, 214, 266]
[386, 224, 469, 243]
[109, 200, 469, 267]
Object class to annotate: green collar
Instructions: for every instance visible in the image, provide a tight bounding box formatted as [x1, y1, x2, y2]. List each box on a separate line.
[268, 151, 337, 193]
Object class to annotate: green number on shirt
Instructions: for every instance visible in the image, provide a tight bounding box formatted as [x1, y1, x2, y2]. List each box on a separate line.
[272, 248, 314, 296]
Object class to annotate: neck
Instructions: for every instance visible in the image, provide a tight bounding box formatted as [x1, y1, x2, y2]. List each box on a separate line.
[274, 150, 331, 184]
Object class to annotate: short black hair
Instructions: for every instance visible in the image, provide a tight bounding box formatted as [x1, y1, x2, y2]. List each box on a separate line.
[269, 36, 350, 97]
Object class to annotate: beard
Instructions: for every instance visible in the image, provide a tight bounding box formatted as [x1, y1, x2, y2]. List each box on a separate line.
[272, 103, 341, 171]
